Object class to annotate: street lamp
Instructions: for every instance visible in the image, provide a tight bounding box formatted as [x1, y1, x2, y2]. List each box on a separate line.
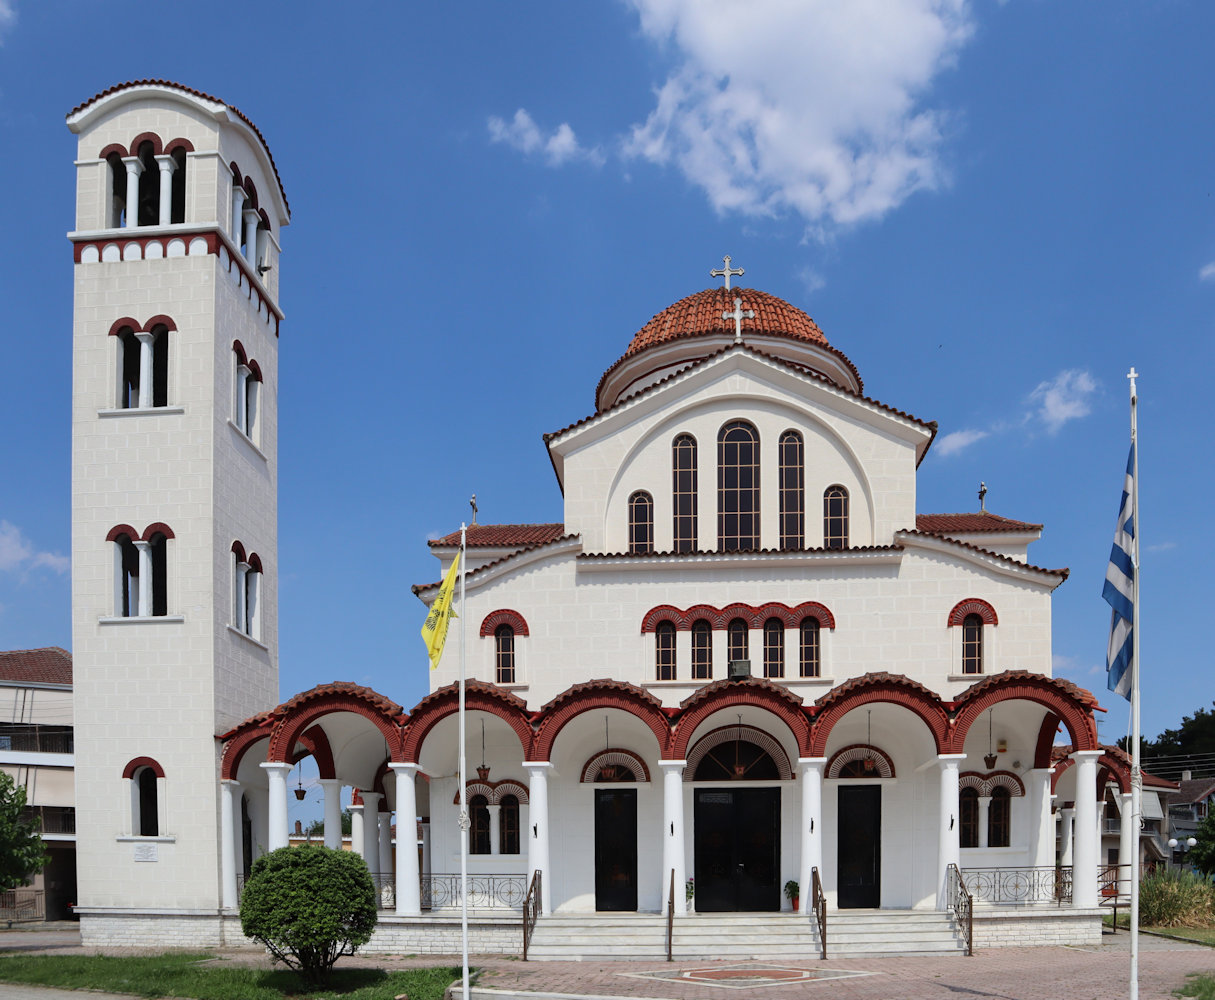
[1168, 836, 1198, 864]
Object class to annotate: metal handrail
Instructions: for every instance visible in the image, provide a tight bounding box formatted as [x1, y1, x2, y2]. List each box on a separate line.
[947, 863, 974, 956]
[810, 866, 827, 960]
[666, 869, 675, 962]
[522, 870, 541, 961]
[960, 865, 1072, 906]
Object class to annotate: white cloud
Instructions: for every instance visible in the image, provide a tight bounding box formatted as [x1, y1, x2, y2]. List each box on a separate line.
[1145, 541, 1176, 554]
[488, 109, 603, 167]
[796, 266, 826, 295]
[935, 428, 988, 457]
[0, 520, 68, 575]
[0, 2, 14, 45]
[1199, 261, 1215, 282]
[622, 0, 974, 231]
[1027, 369, 1096, 434]
[1053, 652, 1101, 679]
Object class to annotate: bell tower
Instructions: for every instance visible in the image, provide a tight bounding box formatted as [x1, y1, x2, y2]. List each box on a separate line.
[66, 82, 288, 944]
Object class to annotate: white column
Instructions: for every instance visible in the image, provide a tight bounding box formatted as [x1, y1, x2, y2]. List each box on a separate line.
[798, 758, 825, 910]
[243, 207, 260, 262]
[389, 763, 421, 916]
[525, 762, 552, 913]
[378, 812, 393, 876]
[659, 761, 687, 915]
[261, 762, 294, 851]
[937, 754, 965, 908]
[977, 796, 992, 849]
[1118, 791, 1134, 898]
[231, 186, 246, 242]
[135, 331, 155, 409]
[220, 780, 241, 909]
[134, 540, 152, 617]
[154, 154, 176, 225]
[318, 779, 343, 850]
[1071, 750, 1101, 907]
[361, 792, 382, 871]
[1060, 807, 1075, 867]
[122, 156, 142, 227]
[1027, 768, 1054, 867]
[487, 805, 502, 856]
[349, 802, 365, 858]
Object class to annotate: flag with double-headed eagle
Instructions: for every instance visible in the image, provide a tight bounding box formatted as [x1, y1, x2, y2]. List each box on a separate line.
[421, 552, 460, 670]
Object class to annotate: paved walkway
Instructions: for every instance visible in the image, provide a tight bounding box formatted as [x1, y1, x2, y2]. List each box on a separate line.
[0, 927, 1210, 1000]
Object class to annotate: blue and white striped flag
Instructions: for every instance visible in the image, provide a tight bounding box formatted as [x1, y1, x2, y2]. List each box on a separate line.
[1103, 445, 1135, 700]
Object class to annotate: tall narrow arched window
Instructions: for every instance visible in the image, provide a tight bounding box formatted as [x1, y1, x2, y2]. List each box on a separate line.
[107, 152, 127, 228]
[799, 617, 821, 677]
[115, 323, 169, 409]
[727, 618, 749, 665]
[469, 794, 490, 854]
[823, 485, 849, 549]
[718, 421, 760, 550]
[114, 531, 139, 616]
[672, 435, 698, 552]
[691, 619, 712, 680]
[988, 786, 1011, 847]
[136, 141, 159, 227]
[960, 787, 979, 849]
[499, 794, 520, 855]
[655, 621, 677, 680]
[628, 491, 654, 554]
[763, 618, 785, 678]
[779, 430, 805, 548]
[169, 146, 187, 224]
[962, 613, 983, 675]
[117, 327, 140, 408]
[148, 531, 168, 617]
[137, 766, 159, 836]
[495, 625, 516, 683]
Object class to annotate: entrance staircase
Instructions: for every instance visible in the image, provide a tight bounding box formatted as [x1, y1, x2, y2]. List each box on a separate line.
[524, 909, 966, 961]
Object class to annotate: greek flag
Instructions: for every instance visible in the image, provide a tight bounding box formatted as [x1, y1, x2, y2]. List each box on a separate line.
[1102, 445, 1135, 700]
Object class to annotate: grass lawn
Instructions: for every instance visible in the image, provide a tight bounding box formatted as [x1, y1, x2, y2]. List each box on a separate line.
[1179, 974, 1215, 999]
[0, 953, 462, 999]
[1104, 914, 1215, 947]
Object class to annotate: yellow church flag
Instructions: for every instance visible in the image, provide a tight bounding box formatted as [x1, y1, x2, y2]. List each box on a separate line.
[421, 552, 460, 669]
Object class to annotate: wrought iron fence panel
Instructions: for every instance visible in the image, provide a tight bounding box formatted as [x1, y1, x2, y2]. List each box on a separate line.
[0, 889, 44, 924]
[961, 866, 1072, 905]
[422, 873, 527, 910]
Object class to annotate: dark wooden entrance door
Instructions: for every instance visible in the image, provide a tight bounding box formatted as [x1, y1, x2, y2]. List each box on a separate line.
[595, 788, 637, 910]
[837, 785, 881, 908]
[693, 787, 780, 911]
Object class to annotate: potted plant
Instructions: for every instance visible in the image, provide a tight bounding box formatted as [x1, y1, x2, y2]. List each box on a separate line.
[685, 877, 695, 910]
[784, 879, 800, 912]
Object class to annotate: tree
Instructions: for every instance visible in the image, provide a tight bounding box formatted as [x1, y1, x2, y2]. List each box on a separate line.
[1189, 813, 1215, 877]
[304, 808, 352, 839]
[0, 772, 48, 891]
[1121, 701, 1215, 774]
[239, 845, 376, 986]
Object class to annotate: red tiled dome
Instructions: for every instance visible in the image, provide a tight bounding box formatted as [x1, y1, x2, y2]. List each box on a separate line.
[625, 287, 828, 357]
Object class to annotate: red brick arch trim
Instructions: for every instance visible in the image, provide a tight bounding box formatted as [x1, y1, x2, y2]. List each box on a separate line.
[453, 778, 530, 805]
[269, 684, 407, 764]
[1050, 756, 1073, 794]
[247, 360, 263, 382]
[952, 672, 1098, 754]
[642, 601, 836, 633]
[810, 673, 950, 757]
[960, 770, 1025, 796]
[480, 610, 530, 638]
[641, 605, 686, 632]
[534, 681, 671, 760]
[229, 162, 244, 186]
[827, 744, 896, 779]
[247, 553, 263, 573]
[142, 522, 175, 541]
[99, 143, 129, 161]
[672, 678, 810, 759]
[122, 756, 164, 779]
[289, 725, 336, 780]
[1097, 759, 1130, 795]
[1034, 713, 1061, 770]
[129, 132, 164, 156]
[232, 340, 248, 365]
[685, 724, 794, 781]
[401, 681, 533, 763]
[106, 524, 139, 542]
[231, 540, 247, 562]
[243, 178, 259, 207]
[220, 719, 274, 780]
[107, 317, 141, 337]
[948, 599, 998, 627]
[165, 138, 195, 155]
[581, 749, 651, 783]
[143, 315, 177, 333]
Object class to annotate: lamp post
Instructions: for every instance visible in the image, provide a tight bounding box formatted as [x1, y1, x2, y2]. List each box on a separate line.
[1167, 836, 1198, 867]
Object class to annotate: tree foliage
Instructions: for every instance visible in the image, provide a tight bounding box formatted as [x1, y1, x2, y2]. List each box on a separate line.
[239, 845, 376, 985]
[1191, 813, 1215, 878]
[1122, 702, 1215, 772]
[0, 771, 48, 891]
[304, 809, 352, 838]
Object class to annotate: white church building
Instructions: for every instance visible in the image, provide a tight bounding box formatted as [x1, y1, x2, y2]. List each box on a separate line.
[66, 81, 1126, 957]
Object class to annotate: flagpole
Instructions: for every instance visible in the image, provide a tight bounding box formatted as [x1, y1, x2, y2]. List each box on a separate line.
[458, 521, 469, 1000]
[1128, 369, 1140, 1000]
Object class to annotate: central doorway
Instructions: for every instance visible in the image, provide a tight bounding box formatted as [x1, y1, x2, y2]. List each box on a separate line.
[693, 787, 780, 911]
[595, 788, 637, 910]
[837, 784, 881, 908]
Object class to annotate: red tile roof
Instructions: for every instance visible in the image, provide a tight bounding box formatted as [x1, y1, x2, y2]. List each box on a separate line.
[414, 533, 582, 595]
[428, 523, 566, 548]
[897, 529, 1068, 581]
[1052, 744, 1179, 790]
[0, 647, 72, 686]
[1175, 777, 1215, 803]
[68, 80, 289, 214]
[917, 512, 1043, 534]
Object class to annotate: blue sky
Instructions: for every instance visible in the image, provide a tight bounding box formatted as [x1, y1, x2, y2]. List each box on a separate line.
[1, 2, 1212, 763]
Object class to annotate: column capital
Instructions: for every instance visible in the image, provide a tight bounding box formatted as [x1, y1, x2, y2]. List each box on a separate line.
[220, 778, 241, 788]
[243, 206, 261, 223]
[937, 753, 967, 767]
[122, 156, 143, 175]
[154, 153, 177, 173]
[133, 538, 151, 553]
[387, 762, 421, 775]
[523, 760, 554, 773]
[797, 757, 828, 770]
[361, 791, 382, 805]
[317, 777, 343, 787]
[1070, 749, 1104, 761]
[658, 759, 688, 772]
[260, 761, 295, 775]
[134, 329, 156, 344]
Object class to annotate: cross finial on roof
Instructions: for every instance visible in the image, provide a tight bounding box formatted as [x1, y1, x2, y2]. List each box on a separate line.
[470, 493, 478, 525]
[978, 481, 987, 512]
[723, 296, 755, 344]
[711, 255, 745, 290]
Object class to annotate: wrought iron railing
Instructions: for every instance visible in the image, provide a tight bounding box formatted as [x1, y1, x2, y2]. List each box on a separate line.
[810, 866, 827, 960]
[961, 866, 1072, 906]
[422, 873, 527, 910]
[946, 864, 973, 956]
[666, 869, 675, 963]
[0, 724, 73, 754]
[0, 889, 44, 925]
[24, 806, 75, 834]
[522, 870, 541, 961]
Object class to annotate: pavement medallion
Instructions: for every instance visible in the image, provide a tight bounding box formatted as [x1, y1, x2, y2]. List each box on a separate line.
[620, 962, 876, 990]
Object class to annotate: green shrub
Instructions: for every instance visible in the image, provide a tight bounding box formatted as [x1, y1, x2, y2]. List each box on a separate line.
[239, 845, 377, 986]
[1138, 867, 1215, 928]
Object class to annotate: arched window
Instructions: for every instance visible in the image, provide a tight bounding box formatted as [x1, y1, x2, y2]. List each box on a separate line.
[469, 794, 490, 854]
[779, 430, 805, 548]
[231, 543, 262, 639]
[727, 618, 749, 665]
[232, 344, 262, 441]
[628, 491, 654, 554]
[823, 485, 849, 549]
[988, 786, 1011, 847]
[718, 421, 759, 550]
[115, 323, 169, 409]
[799, 617, 821, 677]
[655, 621, 676, 681]
[113, 527, 170, 617]
[692, 739, 780, 781]
[136, 141, 159, 227]
[691, 619, 712, 680]
[499, 794, 520, 855]
[169, 146, 187, 225]
[106, 151, 127, 228]
[495, 625, 516, 684]
[763, 618, 784, 678]
[960, 787, 979, 849]
[672, 434, 698, 552]
[113, 531, 139, 617]
[962, 613, 984, 675]
[148, 531, 168, 617]
[124, 757, 164, 837]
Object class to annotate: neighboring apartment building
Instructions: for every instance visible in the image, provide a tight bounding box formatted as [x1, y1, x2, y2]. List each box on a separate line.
[0, 647, 76, 920]
[1169, 772, 1215, 865]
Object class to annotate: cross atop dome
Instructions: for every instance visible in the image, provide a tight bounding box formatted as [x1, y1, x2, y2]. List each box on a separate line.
[710, 255, 745, 290]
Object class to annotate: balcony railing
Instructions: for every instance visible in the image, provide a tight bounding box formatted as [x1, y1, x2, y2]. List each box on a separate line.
[422, 873, 527, 910]
[0, 725, 73, 755]
[961, 866, 1072, 905]
[24, 806, 75, 835]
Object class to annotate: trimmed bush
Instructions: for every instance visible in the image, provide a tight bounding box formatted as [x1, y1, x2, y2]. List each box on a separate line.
[239, 845, 377, 985]
[1139, 867, 1215, 928]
